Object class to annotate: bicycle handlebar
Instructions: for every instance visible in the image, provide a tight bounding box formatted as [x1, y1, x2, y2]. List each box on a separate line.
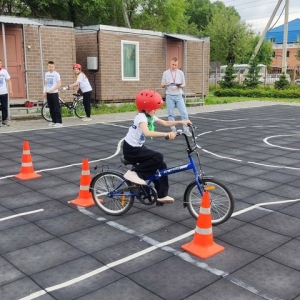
[165, 125, 198, 153]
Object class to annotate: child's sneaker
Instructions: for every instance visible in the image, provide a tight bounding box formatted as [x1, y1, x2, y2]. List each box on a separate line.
[157, 196, 174, 204]
[53, 123, 63, 127]
[48, 122, 55, 127]
[82, 117, 92, 121]
[123, 170, 146, 185]
[2, 120, 10, 126]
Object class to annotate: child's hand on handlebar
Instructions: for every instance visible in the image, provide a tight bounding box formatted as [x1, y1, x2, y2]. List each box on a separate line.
[166, 131, 177, 140]
[182, 120, 192, 127]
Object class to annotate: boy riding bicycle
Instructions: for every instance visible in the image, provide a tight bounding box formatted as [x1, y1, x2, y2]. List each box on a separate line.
[123, 90, 191, 204]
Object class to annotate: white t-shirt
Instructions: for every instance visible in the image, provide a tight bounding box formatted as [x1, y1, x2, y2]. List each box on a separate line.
[44, 71, 60, 93]
[77, 72, 92, 93]
[0, 69, 10, 94]
[161, 69, 185, 95]
[125, 113, 158, 147]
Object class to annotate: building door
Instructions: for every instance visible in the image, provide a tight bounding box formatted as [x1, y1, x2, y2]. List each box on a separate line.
[166, 40, 183, 69]
[0, 27, 26, 99]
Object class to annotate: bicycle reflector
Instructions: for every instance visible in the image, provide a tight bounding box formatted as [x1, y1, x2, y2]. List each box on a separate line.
[204, 186, 215, 191]
[121, 195, 126, 206]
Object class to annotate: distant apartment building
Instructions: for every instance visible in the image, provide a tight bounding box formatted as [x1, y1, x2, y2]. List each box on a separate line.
[266, 18, 300, 76]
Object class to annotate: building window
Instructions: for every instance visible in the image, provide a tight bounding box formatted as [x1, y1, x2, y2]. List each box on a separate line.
[272, 51, 276, 57]
[269, 38, 275, 43]
[286, 51, 290, 57]
[121, 41, 139, 80]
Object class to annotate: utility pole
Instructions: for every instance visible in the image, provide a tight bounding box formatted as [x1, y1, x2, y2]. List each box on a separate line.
[282, 0, 289, 73]
[249, 0, 283, 63]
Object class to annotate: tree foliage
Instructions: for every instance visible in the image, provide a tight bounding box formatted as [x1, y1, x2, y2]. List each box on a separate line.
[274, 73, 291, 90]
[243, 58, 262, 88]
[218, 63, 238, 89]
[204, 4, 253, 65]
[131, 0, 197, 33]
[242, 35, 273, 66]
[0, 0, 273, 67]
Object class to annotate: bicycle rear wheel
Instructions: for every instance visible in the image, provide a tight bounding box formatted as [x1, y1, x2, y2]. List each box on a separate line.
[74, 98, 86, 118]
[185, 178, 234, 226]
[41, 99, 64, 122]
[41, 102, 52, 122]
[90, 171, 134, 215]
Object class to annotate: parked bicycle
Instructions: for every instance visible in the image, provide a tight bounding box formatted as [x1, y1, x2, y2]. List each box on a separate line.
[90, 126, 234, 226]
[41, 86, 85, 121]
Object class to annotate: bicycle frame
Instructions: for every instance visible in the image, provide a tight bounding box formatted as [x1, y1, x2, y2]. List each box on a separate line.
[147, 155, 202, 192]
[117, 127, 205, 199]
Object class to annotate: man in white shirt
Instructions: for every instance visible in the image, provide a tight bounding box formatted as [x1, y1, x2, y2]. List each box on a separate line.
[42, 61, 62, 127]
[161, 57, 191, 136]
[0, 59, 13, 127]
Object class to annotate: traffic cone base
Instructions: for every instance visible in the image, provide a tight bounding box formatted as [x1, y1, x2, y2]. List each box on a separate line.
[15, 172, 41, 180]
[69, 197, 95, 208]
[181, 240, 224, 259]
[69, 158, 95, 208]
[181, 191, 225, 259]
[14, 141, 41, 180]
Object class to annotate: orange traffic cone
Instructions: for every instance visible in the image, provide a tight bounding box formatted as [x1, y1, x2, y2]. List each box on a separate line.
[14, 141, 41, 180]
[69, 158, 95, 207]
[181, 191, 224, 259]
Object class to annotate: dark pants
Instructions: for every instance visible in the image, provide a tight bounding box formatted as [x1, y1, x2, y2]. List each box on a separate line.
[47, 92, 62, 124]
[0, 93, 8, 121]
[83, 91, 91, 117]
[123, 140, 169, 198]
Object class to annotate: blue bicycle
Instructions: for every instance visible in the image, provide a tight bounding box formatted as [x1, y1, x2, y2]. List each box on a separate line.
[90, 126, 234, 225]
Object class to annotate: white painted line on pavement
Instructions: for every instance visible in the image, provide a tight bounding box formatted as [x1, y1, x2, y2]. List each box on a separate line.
[232, 199, 300, 216]
[0, 138, 124, 180]
[19, 197, 300, 300]
[0, 209, 44, 222]
[202, 149, 242, 162]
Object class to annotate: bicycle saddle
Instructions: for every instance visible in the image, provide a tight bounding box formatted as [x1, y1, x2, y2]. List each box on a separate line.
[121, 155, 137, 166]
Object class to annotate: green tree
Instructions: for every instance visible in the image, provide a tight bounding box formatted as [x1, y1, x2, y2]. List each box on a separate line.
[204, 4, 251, 65]
[243, 58, 262, 88]
[132, 0, 197, 34]
[274, 73, 290, 90]
[218, 63, 238, 89]
[242, 35, 273, 66]
[185, 0, 212, 33]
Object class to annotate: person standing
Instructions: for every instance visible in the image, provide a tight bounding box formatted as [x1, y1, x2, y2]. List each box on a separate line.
[0, 59, 13, 127]
[42, 61, 62, 127]
[161, 57, 191, 136]
[68, 63, 92, 121]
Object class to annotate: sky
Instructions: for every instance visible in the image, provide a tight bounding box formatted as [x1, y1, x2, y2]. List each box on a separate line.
[216, 0, 300, 33]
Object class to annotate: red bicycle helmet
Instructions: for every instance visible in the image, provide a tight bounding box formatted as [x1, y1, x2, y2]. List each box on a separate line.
[73, 63, 82, 70]
[135, 90, 163, 112]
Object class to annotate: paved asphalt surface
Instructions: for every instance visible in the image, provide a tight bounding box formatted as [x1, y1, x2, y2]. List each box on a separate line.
[1, 101, 300, 300]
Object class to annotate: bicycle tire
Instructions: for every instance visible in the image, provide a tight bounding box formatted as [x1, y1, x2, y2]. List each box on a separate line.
[185, 178, 234, 226]
[41, 102, 52, 122]
[41, 99, 64, 122]
[90, 171, 134, 216]
[74, 98, 86, 118]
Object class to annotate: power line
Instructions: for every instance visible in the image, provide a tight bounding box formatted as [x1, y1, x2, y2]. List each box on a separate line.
[244, 10, 300, 21]
[235, 1, 281, 11]
[227, 0, 278, 8]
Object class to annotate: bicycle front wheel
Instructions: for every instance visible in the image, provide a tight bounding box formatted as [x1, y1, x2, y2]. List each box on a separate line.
[41, 102, 52, 122]
[90, 171, 134, 216]
[185, 178, 234, 226]
[74, 98, 86, 118]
